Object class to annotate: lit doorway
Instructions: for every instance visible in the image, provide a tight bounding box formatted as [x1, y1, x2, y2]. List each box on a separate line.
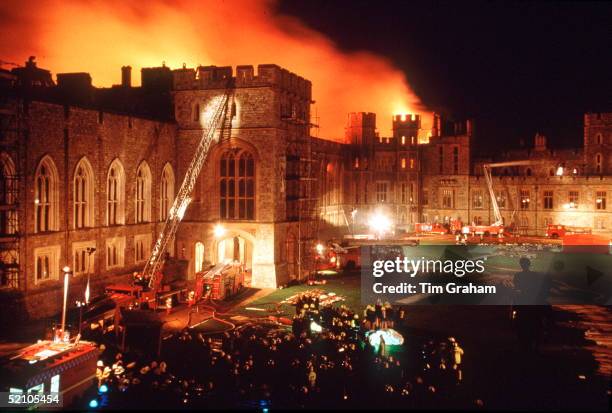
[217, 235, 252, 269]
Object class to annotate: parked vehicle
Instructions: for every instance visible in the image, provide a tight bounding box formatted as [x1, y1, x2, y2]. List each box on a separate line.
[546, 224, 592, 239]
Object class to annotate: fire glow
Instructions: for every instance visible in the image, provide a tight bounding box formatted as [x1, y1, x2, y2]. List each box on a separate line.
[0, 0, 428, 139]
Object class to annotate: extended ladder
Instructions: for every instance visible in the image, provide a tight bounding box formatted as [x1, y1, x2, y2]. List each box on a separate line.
[144, 83, 235, 289]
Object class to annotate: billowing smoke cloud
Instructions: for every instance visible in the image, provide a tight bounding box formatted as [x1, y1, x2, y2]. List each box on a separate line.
[0, 0, 427, 139]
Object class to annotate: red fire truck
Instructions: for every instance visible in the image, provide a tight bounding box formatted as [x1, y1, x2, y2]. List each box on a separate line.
[415, 219, 463, 235]
[0, 340, 98, 408]
[546, 224, 592, 239]
[104, 271, 164, 310]
[194, 262, 244, 301]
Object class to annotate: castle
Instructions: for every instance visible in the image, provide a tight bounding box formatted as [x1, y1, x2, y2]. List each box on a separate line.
[0, 59, 610, 320]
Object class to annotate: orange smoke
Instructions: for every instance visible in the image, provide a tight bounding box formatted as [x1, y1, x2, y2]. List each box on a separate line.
[0, 0, 428, 139]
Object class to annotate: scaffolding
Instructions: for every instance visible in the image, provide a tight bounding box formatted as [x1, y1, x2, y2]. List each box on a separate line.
[283, 107, 320, 280]
[0, 88, 21, 289]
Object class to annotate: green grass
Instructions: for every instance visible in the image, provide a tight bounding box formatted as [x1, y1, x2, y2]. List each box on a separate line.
[236, 273, 364, 317]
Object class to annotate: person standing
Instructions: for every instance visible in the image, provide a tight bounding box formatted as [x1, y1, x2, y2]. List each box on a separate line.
[375, 300, 383, 329]
[449, 337, 464, 383]
[308, 366, 317, 389]
[379, 335, 387, 358]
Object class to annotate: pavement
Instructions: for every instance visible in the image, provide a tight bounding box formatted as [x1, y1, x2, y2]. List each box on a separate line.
[158, 286, 275, 334]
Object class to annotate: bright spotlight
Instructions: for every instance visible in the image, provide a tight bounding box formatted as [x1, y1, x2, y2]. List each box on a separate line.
[213, 224, 226, 238]
[556, 166, 564, 176]
[315, 243, 325, 255]
[99, 384, 108, 393]
[368, 212, 392, 237]
[89, 399, 99, 408]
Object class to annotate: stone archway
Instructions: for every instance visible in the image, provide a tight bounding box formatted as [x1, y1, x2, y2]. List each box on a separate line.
[217, 234, 253, 270]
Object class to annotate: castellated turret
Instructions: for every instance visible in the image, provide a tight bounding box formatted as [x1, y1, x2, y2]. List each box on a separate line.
[393, 114, 421, 142]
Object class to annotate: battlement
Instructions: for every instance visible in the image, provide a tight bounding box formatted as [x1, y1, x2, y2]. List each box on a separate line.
[393, 113, 421, 127]
[584, 112, 612, 126]
[172, 64, 311, 100]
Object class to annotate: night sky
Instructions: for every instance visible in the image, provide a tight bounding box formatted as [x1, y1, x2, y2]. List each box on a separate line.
[278, 0, 611, 151]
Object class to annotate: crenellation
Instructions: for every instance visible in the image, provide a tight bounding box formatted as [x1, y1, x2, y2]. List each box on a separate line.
[171, 64, 311, 100]
[172, 67, 197, 90]
[235, 65, 255, 85]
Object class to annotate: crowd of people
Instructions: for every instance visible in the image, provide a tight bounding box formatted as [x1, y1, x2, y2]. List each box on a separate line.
[363, 300, 405, 330]
[84, 294, 472, 409]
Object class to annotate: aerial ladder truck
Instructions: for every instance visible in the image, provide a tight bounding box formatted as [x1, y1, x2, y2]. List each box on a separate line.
[105, 82, 236, 309]
[462, 160, 539, 238]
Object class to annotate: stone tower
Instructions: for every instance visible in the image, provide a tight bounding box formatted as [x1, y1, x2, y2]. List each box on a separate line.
[171, 64, 312, 288]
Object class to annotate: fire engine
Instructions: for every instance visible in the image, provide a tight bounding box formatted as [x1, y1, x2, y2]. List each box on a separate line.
[194, 262, 245, 301]
[0, 340, 98, 408]
[415, 219, 462, 235]
[546, 224, 592, 239]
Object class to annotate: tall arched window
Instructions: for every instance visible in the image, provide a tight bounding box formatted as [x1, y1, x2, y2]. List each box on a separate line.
[73, 157, 95, 229]
[220, 149, 255, 220]
[135, 161, 152, 223]
[35, 155, 59, 232]
[107, 159, 125, 225]
[194, 242, 205, 273]
[159, 163, 175, 221]
[0, 153, 17, 235]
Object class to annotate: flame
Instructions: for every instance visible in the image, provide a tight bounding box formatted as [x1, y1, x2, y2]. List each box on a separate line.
[0, 0, 428, 139]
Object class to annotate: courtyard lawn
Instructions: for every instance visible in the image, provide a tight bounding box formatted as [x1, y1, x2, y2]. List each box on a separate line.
[236, 272, 364, 317]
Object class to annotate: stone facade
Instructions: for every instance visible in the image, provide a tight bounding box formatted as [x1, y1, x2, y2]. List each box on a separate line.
[324, 112, 612, 237]
[0, 99, 177, 320]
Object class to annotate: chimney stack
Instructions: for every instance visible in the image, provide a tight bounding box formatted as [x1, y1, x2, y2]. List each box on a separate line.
[121, 65, 132, 88]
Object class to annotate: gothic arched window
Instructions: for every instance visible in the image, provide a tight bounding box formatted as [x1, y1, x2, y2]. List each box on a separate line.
[0, 153, 16, 235]
[160, 163, 175, 221]
[35, 156, 59, 232]
[74, 158, 95, 228]
[220, 150, 255, 220]
[107, 159, 126, 225]
[135, 161, 152, 223]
